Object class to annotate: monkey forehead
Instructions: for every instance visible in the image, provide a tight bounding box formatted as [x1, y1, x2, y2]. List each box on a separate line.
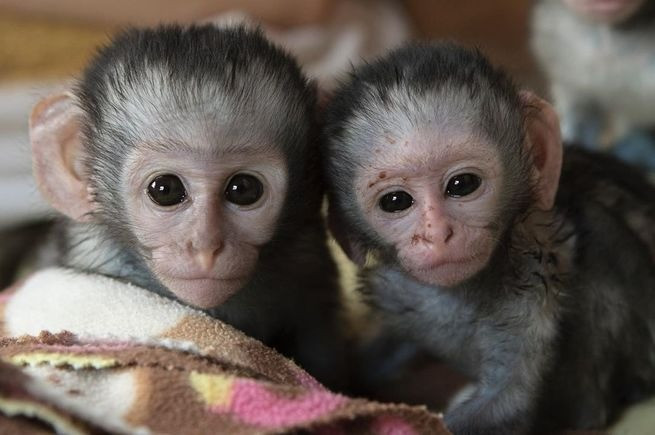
[122, 135, 288, 188]
[353, 129, 501, 182]
[344, 85, 493, 156]
[113, 65, 301, 129]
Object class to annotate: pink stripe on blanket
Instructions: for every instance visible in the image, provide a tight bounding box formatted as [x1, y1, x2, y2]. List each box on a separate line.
[210, 379, 347, 428]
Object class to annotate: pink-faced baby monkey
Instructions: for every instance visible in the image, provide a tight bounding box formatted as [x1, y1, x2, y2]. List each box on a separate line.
[323, 43, 655, 434]
[30, 25, 346, 389]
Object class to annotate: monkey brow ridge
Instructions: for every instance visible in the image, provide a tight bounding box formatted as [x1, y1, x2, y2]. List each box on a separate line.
[141, 137, 274, 159]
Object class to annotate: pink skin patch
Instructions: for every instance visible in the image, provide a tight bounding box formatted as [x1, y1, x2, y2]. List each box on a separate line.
[371, 415, 418, 435]
[209, 379, 347, 428]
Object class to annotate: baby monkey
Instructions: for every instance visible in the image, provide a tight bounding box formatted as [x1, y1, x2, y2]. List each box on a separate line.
[29, 25, 345, 389]
[323, 43, 655, 434]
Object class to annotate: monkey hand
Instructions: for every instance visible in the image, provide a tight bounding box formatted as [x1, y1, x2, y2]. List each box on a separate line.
[443, 386, 533, 435]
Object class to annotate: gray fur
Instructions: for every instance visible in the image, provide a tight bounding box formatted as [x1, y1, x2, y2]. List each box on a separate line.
[324, 43, 655, 433]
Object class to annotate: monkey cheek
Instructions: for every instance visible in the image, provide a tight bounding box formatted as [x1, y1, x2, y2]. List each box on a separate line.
[160, 276, 249, 309]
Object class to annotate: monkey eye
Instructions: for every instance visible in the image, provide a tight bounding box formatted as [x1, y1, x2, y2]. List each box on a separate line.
[445, 173, 482, 198]
[379, 191, 414, 213]
[147, 174, 187, 207]
[225, 173, 264, 206]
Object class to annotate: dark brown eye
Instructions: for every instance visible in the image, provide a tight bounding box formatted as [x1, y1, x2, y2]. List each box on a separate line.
[446, 173, 481, 198]
[147, 174, 187, 206]
[225, 173, 264, 206]
[379, 191, 414, 213]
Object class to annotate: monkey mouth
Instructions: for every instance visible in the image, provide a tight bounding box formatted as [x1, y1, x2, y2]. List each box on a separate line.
[158, 274, 249, 309]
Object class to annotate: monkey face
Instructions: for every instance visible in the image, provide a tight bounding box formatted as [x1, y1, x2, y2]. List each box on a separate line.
[354, 130, 504, 288]
[122, 145, 288, 309]
[562, 0, 646, 23]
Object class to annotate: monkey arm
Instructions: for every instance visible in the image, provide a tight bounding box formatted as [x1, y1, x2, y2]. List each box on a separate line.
[443, 296, 559, 435]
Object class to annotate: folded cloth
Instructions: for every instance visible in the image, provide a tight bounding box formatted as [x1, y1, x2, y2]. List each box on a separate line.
[0, 268, 447, 434]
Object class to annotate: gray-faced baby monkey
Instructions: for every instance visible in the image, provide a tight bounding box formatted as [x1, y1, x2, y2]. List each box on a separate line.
[323, 43, 655, 434]
[29, 25, 346, 389]
[532, 0, 655, 168]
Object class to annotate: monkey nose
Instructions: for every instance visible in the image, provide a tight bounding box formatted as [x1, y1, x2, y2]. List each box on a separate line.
[423, 214, 454, 245]
[193, 245, 222, 272]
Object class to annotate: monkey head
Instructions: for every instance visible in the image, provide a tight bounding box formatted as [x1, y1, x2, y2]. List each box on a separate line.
[29, 26, 319, 309]
[324, 44, 562, 288]
[561, 0, 647, 23]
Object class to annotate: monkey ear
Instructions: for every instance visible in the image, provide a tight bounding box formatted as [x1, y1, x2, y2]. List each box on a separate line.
[327, 204, 368, 267]
[30, 91, 94, 222]
[520, 91, 563, 210]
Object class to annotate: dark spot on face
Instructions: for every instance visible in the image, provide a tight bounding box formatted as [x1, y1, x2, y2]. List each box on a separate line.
[427, 223, 432, 228]
[379, 171, 387, 179]
[411, 234, 420, 245]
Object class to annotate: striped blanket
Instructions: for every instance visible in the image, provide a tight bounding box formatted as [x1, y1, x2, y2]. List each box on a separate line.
[0, 268, 445, 434]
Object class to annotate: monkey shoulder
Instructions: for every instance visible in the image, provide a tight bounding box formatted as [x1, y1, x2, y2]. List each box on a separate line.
[557, 147, 655, 264]
[550, 149, 655, 364]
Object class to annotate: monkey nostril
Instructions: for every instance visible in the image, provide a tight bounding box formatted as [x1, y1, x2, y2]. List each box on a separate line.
[444, 227, 454, 243]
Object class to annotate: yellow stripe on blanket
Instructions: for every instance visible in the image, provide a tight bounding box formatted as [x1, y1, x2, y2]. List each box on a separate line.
[189, 371, 234, 406]
[7, 353, 118, 369]
[0, 398, 87, 435]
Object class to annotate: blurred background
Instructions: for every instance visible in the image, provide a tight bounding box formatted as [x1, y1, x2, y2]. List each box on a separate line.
[0, 0, 538, 229]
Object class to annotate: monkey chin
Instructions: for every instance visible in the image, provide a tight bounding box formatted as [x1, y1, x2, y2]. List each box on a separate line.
[158, 275, 249, 310]
[401, 254, 488, 289]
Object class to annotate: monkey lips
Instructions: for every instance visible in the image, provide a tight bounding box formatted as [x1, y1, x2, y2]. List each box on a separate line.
[399, 250, 492, 288]
[147, 244, 260, 310]
[156, 273, 251, 309]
